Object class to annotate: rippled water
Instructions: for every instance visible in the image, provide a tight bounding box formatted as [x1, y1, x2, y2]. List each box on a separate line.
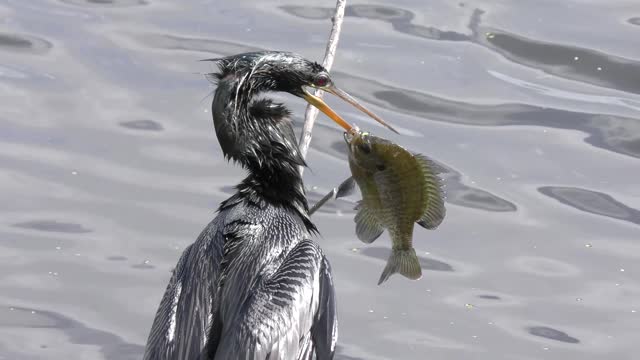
[1, 0, 639, 359]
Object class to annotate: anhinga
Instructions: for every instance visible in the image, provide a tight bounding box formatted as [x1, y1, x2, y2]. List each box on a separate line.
[143, 51, 396, 360]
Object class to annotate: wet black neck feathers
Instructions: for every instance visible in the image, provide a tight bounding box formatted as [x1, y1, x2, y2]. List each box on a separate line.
[211, 59, 316, 232]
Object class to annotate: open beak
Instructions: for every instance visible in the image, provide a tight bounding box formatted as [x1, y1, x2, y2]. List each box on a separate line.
[302, 86, 399, 134]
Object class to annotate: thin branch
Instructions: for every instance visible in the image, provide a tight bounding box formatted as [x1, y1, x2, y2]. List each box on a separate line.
[298, 0, 347, 175]
[309, 176, 355, 215]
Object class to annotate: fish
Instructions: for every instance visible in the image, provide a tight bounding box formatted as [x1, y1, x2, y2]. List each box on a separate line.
[345, 130, 446, 285]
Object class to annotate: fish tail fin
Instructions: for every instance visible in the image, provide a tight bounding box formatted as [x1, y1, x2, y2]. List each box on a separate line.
[378, 248, 422, 285]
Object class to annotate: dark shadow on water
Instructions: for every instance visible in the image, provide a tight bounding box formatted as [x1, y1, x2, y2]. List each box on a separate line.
[119, 119, 164, 131]
[279, 5, 334, 20]
[539, 186, 640, 225]
[526, 326, 580, 344]
[281, 4, 640, 96]
[477, 294, 501, 300]
[106, 255, 128, 261]
[12, 220, 92, 234]
[629, 17, 640, 26]
[0, 306, 144, 359]
[360, 247, 454, 272]
[481, 29, 640, 95]
[0, 33, 52, 55]
[437, 163, 517, 213]
[59, 0, 148, 7]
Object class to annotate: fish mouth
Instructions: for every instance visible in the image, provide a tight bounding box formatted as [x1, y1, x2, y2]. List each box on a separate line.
[343, 132, 355, 154]
[301, 85, 398, 134]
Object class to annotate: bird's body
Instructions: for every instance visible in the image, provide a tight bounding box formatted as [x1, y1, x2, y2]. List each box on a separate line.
[143, 195, 336, 359]
[144, 51, 393, 359]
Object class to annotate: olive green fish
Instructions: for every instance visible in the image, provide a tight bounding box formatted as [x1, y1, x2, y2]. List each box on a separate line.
[345, 130, 446, 285]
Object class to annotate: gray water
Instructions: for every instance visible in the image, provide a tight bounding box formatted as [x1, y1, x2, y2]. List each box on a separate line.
[1, 0, 639, 359]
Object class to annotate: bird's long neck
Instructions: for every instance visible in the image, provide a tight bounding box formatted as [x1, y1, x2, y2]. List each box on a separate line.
[213, 77, 315, 232]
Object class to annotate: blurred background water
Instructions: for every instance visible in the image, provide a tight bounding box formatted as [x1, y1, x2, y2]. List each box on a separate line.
[1, 0, 639, 359]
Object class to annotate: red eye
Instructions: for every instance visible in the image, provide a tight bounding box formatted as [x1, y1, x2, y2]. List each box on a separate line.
[314, 74, 329, 87]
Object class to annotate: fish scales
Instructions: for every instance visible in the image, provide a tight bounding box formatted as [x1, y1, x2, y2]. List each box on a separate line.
[345, 131, 446, 285]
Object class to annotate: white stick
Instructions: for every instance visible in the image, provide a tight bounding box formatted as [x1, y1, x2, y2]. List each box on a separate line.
[298, 0, 347, 175]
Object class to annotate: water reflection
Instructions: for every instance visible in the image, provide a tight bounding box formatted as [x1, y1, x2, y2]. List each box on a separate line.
[280, 5, 476, 42]
[281, 4, 640, 96]
[59, 0, 149, 7]
[436, 164, 517, 212]
[360, 247, 454, 272]
[482, 29, 640, 95]
[131, 262, 155, 269]
[336, 71, 640, 159]
[509, 256, 581, 278]
[527, 326, 580, 344]
[279, 5, 333, 20]
[347, 4, 413, 23]
[12, 220, 92, 233]
[539, 186, 640, 225]
[0, 33, 52, 54]
[119, 119, 164, 131]
[0, 306, 144, 359]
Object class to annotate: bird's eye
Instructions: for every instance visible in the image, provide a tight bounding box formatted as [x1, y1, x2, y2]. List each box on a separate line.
[314, 74, 330, 87]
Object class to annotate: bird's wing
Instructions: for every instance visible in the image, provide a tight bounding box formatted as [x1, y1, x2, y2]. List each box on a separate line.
[143, 222, 224, 360]
[213, 239, 337, 360]
[311, 255, 338, 360]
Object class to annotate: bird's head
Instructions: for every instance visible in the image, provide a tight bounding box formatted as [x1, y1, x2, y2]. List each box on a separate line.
[208, 51, 398, 134]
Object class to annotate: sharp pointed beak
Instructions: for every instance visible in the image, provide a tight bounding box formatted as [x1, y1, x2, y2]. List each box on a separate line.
[302, 90, 354, 133]
[302, 86, 399, 135]
[324, 85, 399, 134]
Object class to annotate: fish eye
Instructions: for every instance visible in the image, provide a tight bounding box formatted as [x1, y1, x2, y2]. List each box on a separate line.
[376, 164, 386, 171]
[358, 142, 371, 154]
[313, 73, 330, 87]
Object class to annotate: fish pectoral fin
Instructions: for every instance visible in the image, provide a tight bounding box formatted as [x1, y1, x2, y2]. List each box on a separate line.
[414, 153, 447, 230]
[378, 248, 422, 285]
[354, 203, 384, 244]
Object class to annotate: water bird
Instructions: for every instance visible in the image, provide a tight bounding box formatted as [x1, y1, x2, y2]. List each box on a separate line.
[143, 51, 396, 359]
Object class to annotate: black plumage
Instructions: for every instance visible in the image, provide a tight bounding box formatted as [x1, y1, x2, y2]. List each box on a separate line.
[143, 51, 392, 359]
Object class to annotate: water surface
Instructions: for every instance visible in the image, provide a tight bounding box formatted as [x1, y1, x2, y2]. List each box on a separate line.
[1, 0, 639, 359]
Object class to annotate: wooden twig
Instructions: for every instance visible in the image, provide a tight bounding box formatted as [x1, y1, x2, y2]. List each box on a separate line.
[309, 176, 355, 215]
[298, 0, 347, 175]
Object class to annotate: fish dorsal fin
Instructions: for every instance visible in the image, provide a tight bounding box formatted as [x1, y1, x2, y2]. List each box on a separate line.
[413, 153, 446, 230]
[354, 201, 384, 244]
